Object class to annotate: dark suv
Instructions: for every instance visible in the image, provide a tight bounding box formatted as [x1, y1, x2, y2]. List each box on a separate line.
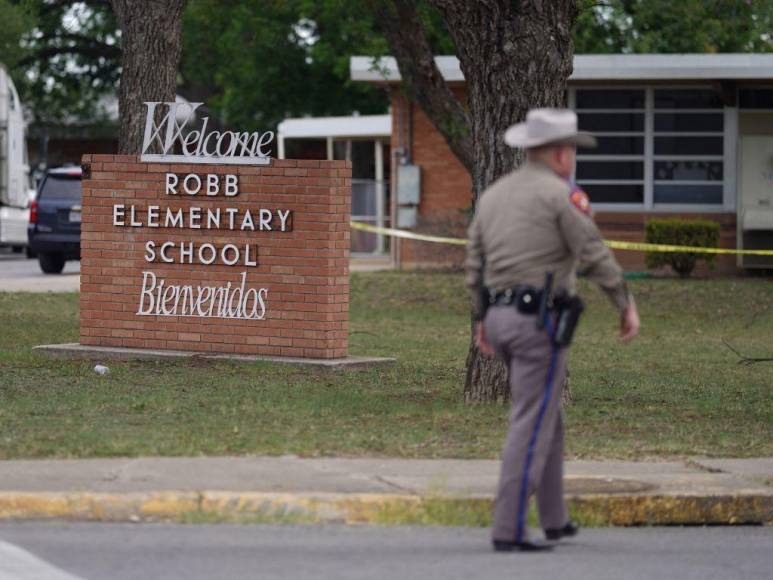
[28, 166, 82, 274]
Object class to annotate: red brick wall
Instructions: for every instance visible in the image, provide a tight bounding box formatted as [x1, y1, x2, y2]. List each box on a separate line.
[391, 90, 472, 269]
[79, 154, 351, 359]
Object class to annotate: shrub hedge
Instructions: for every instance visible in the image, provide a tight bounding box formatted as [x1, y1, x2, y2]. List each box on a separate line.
[645, 218, 720, 278]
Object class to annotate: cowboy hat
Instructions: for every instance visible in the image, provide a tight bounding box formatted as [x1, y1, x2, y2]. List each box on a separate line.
[504, 108, 597, 149]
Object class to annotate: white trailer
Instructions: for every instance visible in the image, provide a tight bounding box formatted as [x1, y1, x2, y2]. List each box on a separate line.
[0, 65, 31, 251]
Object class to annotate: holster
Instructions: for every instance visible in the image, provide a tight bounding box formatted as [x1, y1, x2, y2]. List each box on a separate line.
[552, 294, 585, 347]
[479, 286, 491, 320]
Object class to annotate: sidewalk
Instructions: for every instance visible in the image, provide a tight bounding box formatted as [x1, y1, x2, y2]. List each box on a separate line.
[0, 456, 770, 526]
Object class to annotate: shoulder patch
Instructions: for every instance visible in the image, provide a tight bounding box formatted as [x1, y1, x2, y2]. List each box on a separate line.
[569, 184, 592, 216]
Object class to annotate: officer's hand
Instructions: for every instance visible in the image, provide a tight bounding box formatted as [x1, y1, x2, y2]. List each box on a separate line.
[619, 302, 640, 343]
[475, 322, 495, 357]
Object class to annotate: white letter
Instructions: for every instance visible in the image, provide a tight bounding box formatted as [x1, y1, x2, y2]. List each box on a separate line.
[216, 132, 235, 157]
[182, 131, 199, 156]
[166, 208, 183, 228]
[257, 288, 268, 319]
[228, 272, 247, 318]
[141, 102, 162, 155]
[194, 117, 210, 156]
[206, 174, 219, 196]
[165, 173, 179, 195]
[202, 131, 220, 156]
[277, 209, 291, 232]
[161, 101, 202, 154]
[160, 242, 175, 263]
[221, 244, 239, 266]
[180, 242, 193, 264]
[161, 285, 177, 315]
[256, 131, 274, 157]
[129, 206, 142, 227]
[183, 174, 201, 195]
[240, 209, 254, 231]
[234, 132, 259, 156]
[225, 174, 238, 196]
[198, 243, 217, 265]
[144, 240, 156, 263]
[245, 288, 258, 319]
[207, 208, 221, 229]
[137, 271, 157, 314]
[147, 205, 160, 228]
[189, 207, 201, 229]
[259, 209, 272, 231]
[113, 204, 125, 226]
[245, 244, 257, 267]
[195, 286, 213, 316]
[225, 208, 238, 229]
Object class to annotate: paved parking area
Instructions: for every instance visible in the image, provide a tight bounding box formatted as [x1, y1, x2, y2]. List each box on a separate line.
[0, 250, 80, 293]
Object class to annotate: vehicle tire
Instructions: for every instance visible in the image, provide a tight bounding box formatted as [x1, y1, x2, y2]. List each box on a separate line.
[26, 247, 37, 259]
[39, 252, 66, 274]
[12, 245, 23, 254]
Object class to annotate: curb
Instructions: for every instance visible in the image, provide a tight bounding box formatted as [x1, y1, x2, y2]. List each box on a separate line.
[0, 491, 770, 526]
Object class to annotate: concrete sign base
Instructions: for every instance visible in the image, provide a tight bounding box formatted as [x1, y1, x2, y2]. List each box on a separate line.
[33, 343, 395, 370]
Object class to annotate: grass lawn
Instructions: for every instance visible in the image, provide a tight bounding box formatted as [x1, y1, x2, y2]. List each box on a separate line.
[0, 272, 771, 460]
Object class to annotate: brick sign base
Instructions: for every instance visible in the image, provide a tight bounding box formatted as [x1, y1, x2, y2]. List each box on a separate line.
[79, 154, 351, 359]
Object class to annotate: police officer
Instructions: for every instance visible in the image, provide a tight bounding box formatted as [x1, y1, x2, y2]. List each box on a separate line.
[465, 108, 640, 552]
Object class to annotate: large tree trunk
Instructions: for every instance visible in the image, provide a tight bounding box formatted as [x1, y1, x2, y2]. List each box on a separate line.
[432, 0, 578, 403]
[110, 0, 188, 154]
[370, 1, 579, 403]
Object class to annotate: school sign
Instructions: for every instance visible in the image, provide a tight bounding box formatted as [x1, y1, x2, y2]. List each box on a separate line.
[79, 102, 351, 359]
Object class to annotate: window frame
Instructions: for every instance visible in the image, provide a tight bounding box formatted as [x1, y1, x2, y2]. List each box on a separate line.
[569, 85, 736, 213]
[570, 86, 647, 208]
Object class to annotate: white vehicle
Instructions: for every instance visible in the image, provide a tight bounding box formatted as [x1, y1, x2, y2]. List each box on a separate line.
[0, 65, 31, 252]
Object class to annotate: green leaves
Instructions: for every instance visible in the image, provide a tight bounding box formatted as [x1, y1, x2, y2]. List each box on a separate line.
[0, 0, 36, 69]
[575, 0, 773, 54]
[15, 1, 120, 125]
[179, 0, 390, 132]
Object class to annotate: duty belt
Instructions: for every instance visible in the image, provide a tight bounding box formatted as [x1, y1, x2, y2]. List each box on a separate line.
[489, 285, 542, 315]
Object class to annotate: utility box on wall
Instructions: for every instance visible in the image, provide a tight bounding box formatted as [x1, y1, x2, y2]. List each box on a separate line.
[396, 164, 420, 228]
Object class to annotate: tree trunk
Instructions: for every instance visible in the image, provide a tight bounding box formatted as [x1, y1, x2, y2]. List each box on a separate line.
[429, 0, 579, 403]
[110, 0, 188, 154]
[464, 332, 509, 404]
[369, 1, 579, 403]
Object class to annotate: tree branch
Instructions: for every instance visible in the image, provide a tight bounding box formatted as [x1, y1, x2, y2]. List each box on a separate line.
[722, 339, 773, 366]
[367, 0, 473, 174]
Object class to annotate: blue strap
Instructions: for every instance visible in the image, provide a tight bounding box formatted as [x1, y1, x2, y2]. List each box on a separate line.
[514, 317, 559, 543]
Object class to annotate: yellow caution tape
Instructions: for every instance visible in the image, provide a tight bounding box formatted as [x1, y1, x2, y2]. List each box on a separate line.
[351, 221, 773, 256]
[352, 221, 468, 246]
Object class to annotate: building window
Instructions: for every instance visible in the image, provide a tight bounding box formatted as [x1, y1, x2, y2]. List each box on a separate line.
[652, 89, 724, 205]
[739, 89, 773, 109]
[575, 89, 645, 204]
[573, 87, 727, 209]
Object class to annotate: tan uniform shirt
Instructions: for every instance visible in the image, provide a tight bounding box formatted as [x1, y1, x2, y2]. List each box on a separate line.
[465, 159, 630, 319]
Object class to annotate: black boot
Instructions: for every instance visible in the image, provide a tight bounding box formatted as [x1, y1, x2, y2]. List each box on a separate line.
[544, 521, 579, 541]
[493, 540, 554, 552]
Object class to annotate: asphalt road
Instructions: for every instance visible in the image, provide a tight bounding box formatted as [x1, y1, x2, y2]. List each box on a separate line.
[0, 250, 80, 292]
[0, 523, 770, 580]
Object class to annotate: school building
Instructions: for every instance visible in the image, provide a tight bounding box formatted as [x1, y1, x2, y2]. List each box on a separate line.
[285, 54, 773, 273]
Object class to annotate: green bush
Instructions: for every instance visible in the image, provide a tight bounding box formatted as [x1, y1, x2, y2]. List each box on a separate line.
[645, 218, 720, 278]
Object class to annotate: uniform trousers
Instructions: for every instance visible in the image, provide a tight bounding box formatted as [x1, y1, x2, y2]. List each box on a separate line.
[484, 305, 569, 543]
